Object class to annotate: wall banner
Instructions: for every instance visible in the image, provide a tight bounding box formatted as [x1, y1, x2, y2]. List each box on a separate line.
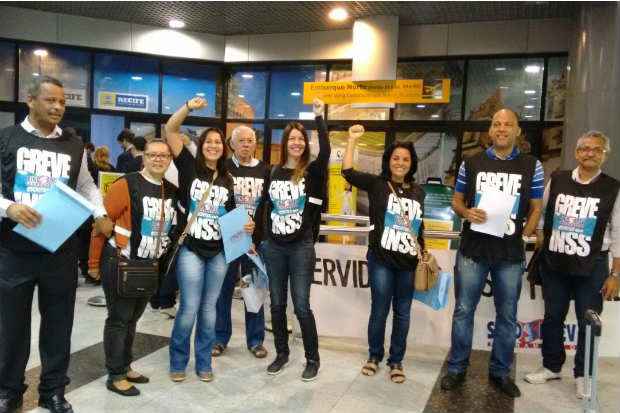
[98, 91, 149, 112]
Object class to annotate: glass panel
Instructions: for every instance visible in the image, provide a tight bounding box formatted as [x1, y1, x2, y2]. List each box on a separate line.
[19, 45, 90, 107]
[130, 122, 156, 140]
[465, 58, 544, 120]
[91, 114, 125, 165]
[270, 128, 319, 166]
[226, 123, 264, 160]
[395, 61, 464, 120]
[327, 65, 389, 120]
[59, 114, 90, 142]
[461, 130, 533, 161]
[269, 66, 326, 119]
[395, 132, 459, 186]
[0, 111, 14, 128]
[94, 53, 159, 113]
[162, 61, 221, 118]
[227, 69, 268, 120]
[0, 41, 15, 101]
[541, 126, 563, 182]
[545, 57, 569, 121]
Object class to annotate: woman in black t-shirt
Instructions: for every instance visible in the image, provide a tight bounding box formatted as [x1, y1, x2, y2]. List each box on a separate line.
[260, 99, 329, 381]
[342, 125, 425, 384]
[164, 97, 254, 383]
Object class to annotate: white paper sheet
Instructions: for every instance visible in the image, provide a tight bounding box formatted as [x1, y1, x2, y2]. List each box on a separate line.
[470, 190, 516, 237]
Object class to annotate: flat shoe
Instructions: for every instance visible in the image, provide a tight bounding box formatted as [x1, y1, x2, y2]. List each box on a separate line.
[127, 374, 149, 384]
[106, 381, 140, 397]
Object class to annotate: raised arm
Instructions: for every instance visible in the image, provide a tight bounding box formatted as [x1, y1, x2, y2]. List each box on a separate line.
[312, 98, 330, 168]
[165, 97, 207, 157]
[343, 124, 364, 170]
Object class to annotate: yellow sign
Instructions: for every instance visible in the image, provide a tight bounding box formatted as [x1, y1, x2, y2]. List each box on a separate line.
[303, 79, 451, 104]
[422, 218, 453, 250]
[99, 172, 124, 197]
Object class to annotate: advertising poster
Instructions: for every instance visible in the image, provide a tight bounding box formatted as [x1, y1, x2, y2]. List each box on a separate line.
[98, 171, 124, 197]
[421, 183, 461, 250]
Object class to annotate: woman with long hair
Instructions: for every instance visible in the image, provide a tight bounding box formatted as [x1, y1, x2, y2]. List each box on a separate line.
[164, 97, 254, 382]
[92, 145, 115, 184]
[260, 99, 328, 381]
[342, 125, 425, 384]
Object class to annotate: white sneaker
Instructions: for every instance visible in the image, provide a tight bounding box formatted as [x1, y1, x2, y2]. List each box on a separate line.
[524, 367, 561, 384]
[576, 377, 586, 399]
[160, 306, 177, 319]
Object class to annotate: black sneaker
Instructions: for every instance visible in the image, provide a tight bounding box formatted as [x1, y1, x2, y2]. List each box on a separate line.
[267, 353, 289, 375]
[489, 375, 521, 398]
[440, 371, 466, 390]
[301, 360, 320, 382]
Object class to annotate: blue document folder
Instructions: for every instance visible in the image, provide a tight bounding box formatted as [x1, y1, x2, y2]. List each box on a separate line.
[219, 206, 252, 263]
[13, 181, 96, 253]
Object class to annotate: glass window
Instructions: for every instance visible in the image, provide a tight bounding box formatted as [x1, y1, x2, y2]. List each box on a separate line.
[395, 61, 464, 121]
[59, 113, 90, 142]
[162, 61, 221, 118]
[461, 130, 533, 162]
[0, 111, 14, 128]
[227, 69, 268, 120]
[270, 127, 319, 166]
[395, 132, 459, 186]
[130, 122, 157, 140]
[0, 42, 15, 101]
[541, 126, 563, 182]
[91, 114, 125, 164]
[269, 66, 326, 119]
[19, 45, 90, 107]
[226, 123, 264, 160]
[545, 57, 569, 121]
[327, 65, 389, 120]
[465, 58, 544, 120]
[94, 53, 159, 113]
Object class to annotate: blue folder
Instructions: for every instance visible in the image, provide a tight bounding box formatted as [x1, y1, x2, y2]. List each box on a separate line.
[219, 206, 252, 263]
[13, 181, 96, 253]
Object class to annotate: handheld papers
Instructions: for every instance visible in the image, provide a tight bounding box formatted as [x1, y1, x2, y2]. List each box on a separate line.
[219, 206, 252, 263]
[13, 181, 96, 252]
[470, 190, 516, 237]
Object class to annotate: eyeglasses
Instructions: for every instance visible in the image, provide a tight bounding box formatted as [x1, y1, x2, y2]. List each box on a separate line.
[576, 146, 606, 155]
[145, 153, 172, 160]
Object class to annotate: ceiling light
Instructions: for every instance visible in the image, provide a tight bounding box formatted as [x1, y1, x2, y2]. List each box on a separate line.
[495, 67, 507, 71]
[196, 92, 205, 97]
[131, 76, 143, 81]
[5, 68, 14, 72]
[524, 105, 535, 109]
[103, 76, 112, 80]
[33, 49, 48, 57]
[169, 19, 185, 29]
[241, 73, 254, 79]
[525, 65, 541, 73]
[290, 92, 301, 96]
[524, 90, 536, 95]
[32, 72, 39, 77]
[329, 7, 348, 21]
[416, 104, 426, 108]
[524, 115, 534, 118]
[277, 114, 285, 117]
[529, 97, 538, 100]
[499, 86, 509, 89]
[238, 94, 245, 98]
[431, 114, 440, 119]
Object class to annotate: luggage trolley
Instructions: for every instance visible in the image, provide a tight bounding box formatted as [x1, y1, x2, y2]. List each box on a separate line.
[582, 309, 602, 413]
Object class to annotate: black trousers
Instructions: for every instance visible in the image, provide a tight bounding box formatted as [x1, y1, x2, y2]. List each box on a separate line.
[101, 244, 149, 381]
[0, 246, 78, 398]
[541, 254, 608, 378]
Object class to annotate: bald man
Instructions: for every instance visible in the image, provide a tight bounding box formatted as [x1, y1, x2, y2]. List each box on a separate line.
[440, 109, 544, 397]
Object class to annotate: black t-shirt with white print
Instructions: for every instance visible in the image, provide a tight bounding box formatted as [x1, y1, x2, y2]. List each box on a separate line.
[174, 147, 235, 258]
[266, 116, 330, 244]
[342, 168, 425, 271]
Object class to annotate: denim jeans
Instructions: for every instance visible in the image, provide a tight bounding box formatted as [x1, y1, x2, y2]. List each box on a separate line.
[215, 255, 265, 349]
[101, 244, 150, 381]
[541, 254, 608, 378]
[260, 237, 319, 361]
[366, 250, 414, 365]
[447, 251, 524, 378]
[169, 247, 228, 374]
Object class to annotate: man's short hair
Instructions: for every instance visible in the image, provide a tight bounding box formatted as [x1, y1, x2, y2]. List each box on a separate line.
[27, 75, 63, 98]
[230, 125, 256, 146]
[577, 130, 611, 153]
[133, 136, 146, 152]
[117, 129, 135, 143]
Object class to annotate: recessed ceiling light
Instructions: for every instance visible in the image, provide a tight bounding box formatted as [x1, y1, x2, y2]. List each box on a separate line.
[524, 90, 536, 95]
[524, 115, 534, 118]
[329, 7, 348, 21]
[238, 94, 245, 98]
[525, 65, 541, 73]
[131, 76, 143, 81]
[241, 74, 254, 79]
[431, 114, 440, 119]
[290, 92, 301, 96]
[169, 19, 185, 29]
[499, 86, 509, 89]
[495, 67, 507, 71]
[196, 92, 205, 97]
[32, 72, 39, 77]
[277, 114, 285, 117]
[416, 104, 426, 108]
[33, 49, 48, 57]
[524, 105, 535, 109]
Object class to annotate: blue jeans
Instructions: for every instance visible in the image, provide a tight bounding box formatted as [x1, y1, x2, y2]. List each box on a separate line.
[447, 251, 523, 378]
[367, 250, 414, 365]
[215, 255, 265, 348]
[169, 247, 228, 374]
[260, 237, 319, 361]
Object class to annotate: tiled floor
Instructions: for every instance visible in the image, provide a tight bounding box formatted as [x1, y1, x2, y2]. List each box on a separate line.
[22, 282, 620, 412]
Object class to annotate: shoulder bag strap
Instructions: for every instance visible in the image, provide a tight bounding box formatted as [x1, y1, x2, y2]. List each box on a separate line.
[387, 181, 419, 254]
[175, 171, 218, 247]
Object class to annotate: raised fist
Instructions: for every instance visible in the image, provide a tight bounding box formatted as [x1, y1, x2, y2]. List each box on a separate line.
[348, 124, 365, 140]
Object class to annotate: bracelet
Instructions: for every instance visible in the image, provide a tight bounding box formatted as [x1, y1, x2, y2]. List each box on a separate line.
[185, 101, 193, 112]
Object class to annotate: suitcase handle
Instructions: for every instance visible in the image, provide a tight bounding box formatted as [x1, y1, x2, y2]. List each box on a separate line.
[584, 309, 602, 337]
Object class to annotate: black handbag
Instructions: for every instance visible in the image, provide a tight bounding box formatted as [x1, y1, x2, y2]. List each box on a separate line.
[526, 248, 543, 299]
[116, 182, 166, 298]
